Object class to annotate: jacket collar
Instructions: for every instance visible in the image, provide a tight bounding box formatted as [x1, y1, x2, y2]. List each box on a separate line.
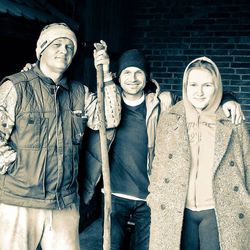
[145, 79, 161, 119]
[168, 101, 186, 117]
[213, 108, 234, 174]
[33, 63, 70, 91]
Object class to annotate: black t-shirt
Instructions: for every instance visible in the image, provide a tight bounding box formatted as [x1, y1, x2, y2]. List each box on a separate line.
[109, 100, 149, 199]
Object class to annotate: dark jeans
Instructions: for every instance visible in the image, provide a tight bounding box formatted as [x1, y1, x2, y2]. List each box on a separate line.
[109, 195, 150, 250]
[181, 208, 220, 250]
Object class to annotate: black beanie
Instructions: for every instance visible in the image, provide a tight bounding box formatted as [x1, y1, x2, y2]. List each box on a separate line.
[117, 49, 148, 78]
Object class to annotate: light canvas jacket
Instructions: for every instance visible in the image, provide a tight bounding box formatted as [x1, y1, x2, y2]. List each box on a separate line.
[81, 80, 174, 204]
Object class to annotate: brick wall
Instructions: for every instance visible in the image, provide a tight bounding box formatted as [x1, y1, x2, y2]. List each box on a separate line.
[129, 0, 250, 129]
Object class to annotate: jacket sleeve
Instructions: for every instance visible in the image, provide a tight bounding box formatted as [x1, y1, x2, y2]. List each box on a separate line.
[79, 128, 115, 204]
[84, 80, 121, 130]
[171, 92, 181, 105]
[0, 80, 17, 174]
[159, 91, 174, 112]
[221, 91, 237, 104]
[79, 130, 103, 204]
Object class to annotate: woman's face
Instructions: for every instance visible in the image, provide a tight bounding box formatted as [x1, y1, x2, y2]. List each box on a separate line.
[187, 68, 216, 112]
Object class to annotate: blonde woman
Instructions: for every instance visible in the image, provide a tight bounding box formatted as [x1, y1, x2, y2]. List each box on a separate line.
[148, 57, 250, 250]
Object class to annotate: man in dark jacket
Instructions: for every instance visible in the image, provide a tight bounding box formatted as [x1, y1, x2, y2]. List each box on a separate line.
[0, 23, 120, 250]
[81, 49, 244, 250]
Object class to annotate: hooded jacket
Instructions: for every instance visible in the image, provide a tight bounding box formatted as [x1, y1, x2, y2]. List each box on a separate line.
[148, 57, 250, 250]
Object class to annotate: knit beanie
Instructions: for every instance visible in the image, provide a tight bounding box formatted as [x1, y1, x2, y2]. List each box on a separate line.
[36, 23, 77, 60]
[118, 49, 148, 78]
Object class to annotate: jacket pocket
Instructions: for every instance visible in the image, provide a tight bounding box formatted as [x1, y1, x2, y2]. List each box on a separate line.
[4, 148, 47, 199]
[71, 110, 87, 145]
[16, 113, 48, 148]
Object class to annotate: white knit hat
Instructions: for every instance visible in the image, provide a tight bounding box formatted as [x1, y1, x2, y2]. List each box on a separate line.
[36, 23, 77, 60]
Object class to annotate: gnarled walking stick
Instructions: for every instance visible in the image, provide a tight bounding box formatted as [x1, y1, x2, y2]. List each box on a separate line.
[95, 44, 111, 250]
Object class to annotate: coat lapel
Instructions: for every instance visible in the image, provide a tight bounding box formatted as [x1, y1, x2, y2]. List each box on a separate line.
[213, 110, 234, 175]
[171, 102, 191, 163]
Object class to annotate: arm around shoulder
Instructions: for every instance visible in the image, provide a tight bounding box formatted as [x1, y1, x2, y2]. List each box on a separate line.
[159, 91, 174, 113]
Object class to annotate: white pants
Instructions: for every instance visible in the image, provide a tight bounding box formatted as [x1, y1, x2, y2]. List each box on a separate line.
[0, 203, 80, 250]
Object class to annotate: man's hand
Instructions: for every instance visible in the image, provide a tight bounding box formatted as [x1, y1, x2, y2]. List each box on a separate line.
[222, 101, 245, 124]
[21, 63, 35, 72]
[93, 40, 110, 76]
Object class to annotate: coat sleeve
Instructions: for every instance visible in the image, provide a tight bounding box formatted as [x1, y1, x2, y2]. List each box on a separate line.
[0, 80, 17, 174]
[84, 80, 121, 130]
[238, 123, 250, 194]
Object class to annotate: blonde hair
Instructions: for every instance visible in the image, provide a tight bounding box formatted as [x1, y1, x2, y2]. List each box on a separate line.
[182, 56, 223, 115]
[184, 59, 218, 87]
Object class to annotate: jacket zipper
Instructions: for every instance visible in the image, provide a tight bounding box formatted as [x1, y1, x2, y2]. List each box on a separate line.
[194, 115, 201, 209]
[54, 85, 62, 209]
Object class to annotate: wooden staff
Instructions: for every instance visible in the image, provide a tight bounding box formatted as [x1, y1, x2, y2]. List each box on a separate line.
[95, 43, 111, 250]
